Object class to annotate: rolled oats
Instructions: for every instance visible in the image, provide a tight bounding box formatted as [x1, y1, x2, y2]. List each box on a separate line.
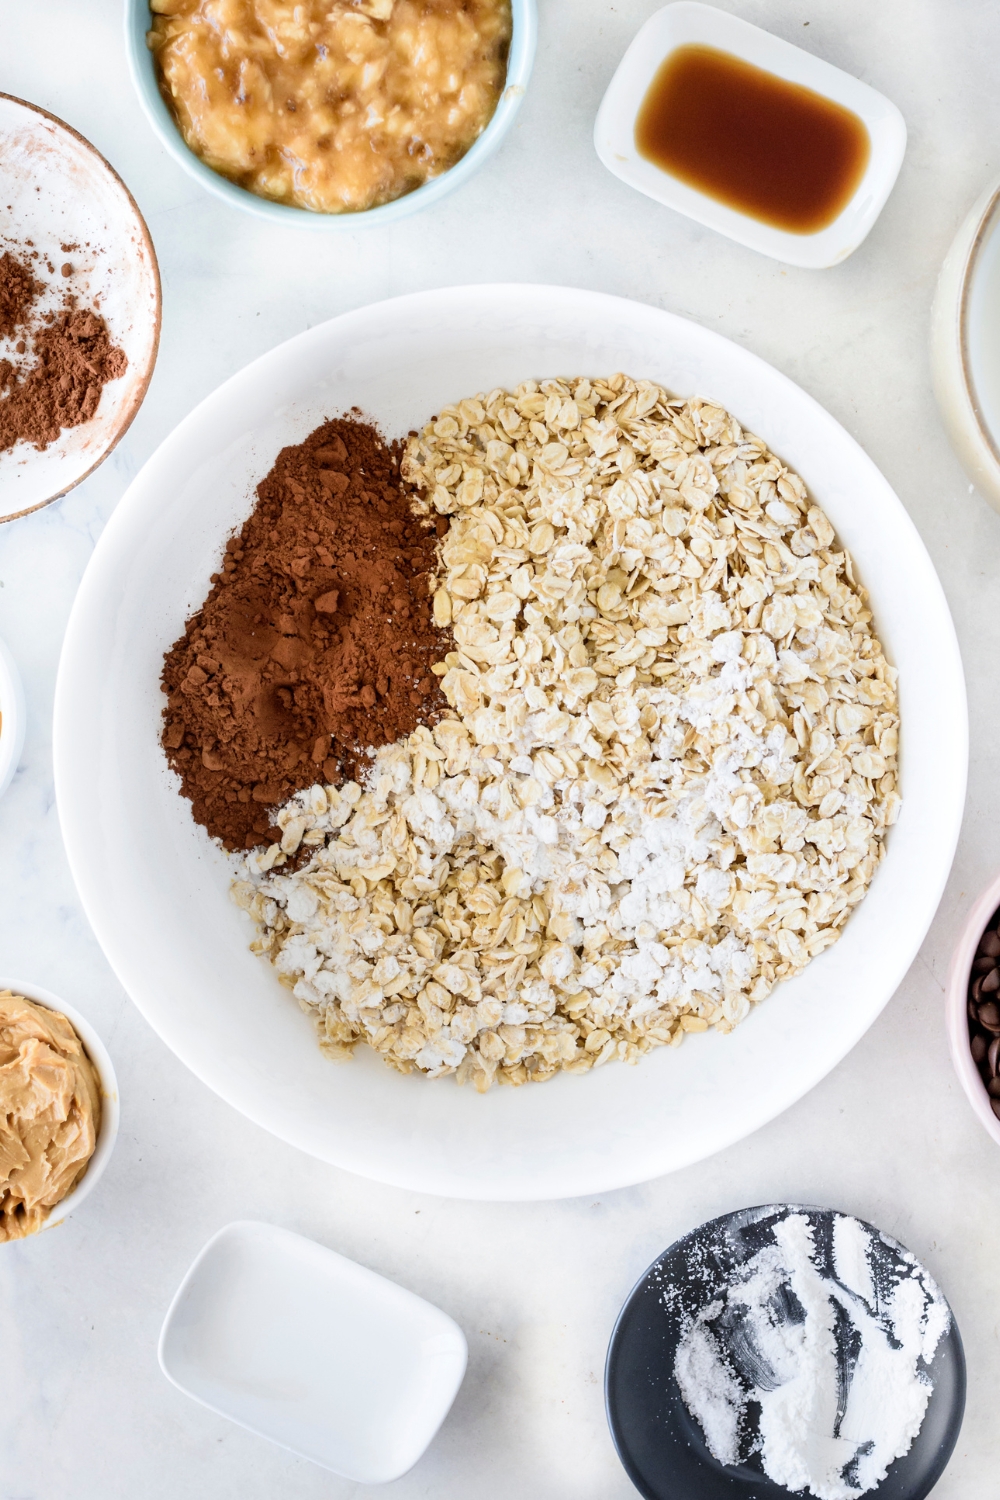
[236, 377, 900, 1092]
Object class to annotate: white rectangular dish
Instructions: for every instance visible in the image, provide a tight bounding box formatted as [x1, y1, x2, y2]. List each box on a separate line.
[594, 2, 906, 268]
[159, 1221, 468, 1482]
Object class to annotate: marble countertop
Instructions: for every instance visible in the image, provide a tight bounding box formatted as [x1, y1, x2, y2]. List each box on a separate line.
[1, 1, 999, 1494]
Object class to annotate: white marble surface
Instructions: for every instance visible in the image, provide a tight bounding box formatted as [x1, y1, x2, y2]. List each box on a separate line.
[0, 0, 998, 1494]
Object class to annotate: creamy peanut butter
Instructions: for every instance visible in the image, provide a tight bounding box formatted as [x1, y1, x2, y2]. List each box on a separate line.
[0, 992, 102, 1242]
[148, 0, 513, 214]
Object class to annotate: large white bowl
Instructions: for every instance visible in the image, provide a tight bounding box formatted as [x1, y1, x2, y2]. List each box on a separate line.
[53, 285, 967, 1201]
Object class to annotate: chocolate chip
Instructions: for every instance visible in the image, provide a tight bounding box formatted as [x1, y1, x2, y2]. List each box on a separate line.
[989, 1036, 1000, 1075]
[972, 1032, 988, 1064]
[980, 930, 1000, 958]
[983, 968, 1000, 994]
[979, 1000, 1000, 1030]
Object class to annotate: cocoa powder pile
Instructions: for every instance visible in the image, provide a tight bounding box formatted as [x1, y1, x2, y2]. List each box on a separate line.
[161, 415, 453, 850]
[0, 251, 39, 340]
[0, 249, 128, 455]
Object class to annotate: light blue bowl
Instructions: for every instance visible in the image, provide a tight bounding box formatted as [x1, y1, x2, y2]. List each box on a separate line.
[124, 0, 536, 228]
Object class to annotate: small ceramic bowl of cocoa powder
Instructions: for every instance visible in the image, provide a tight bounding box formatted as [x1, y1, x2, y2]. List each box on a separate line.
[0, 94, 160, 520]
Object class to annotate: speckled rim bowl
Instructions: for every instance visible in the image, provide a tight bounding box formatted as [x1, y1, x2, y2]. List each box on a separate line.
[931, 175, 1000, 512]
[124, 0, 537, 229]
[0, 978, 119, 1237]
[945, 871, 1000, 1148]
[0, 93, 161, 522]
[0, 637, 26, 804]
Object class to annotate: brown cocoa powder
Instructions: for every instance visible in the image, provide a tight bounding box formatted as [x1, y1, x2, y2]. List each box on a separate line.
[0, 252, 39, 340]
[161, 415, 453, 851]
[0, 250, 128, 455]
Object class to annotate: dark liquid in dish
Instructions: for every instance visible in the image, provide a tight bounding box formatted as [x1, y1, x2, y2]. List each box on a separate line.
[635, 44, 871, 235]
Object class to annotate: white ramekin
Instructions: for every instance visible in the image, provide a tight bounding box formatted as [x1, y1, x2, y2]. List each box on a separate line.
[0, 978, 120, 1236]
[594, 1, 906, 269]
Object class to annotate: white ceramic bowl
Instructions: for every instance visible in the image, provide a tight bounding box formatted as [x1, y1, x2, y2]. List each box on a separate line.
[594, 2, 907, 269]
[0, 637, 26, 804]
[53, 284, 966, 1201]
[945, 871, 1000, 1148]
[159, 1221, 467, 1481]
[0, 94, 161, 521]
[0, 977, 120, 1235]
[931, 176, 1000, 513]
[125, 0, 536, 229]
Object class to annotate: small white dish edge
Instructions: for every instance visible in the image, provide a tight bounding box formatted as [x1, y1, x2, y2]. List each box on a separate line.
[0, 637, 26, 801]
[931, 175, 1000, 514]
[158, 1219, 468, 1483]
[594, 0, 907, 269]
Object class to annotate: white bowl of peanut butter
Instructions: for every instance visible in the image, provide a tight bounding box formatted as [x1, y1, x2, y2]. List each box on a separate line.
[125, 0, 536, 227]
[0, 980, 119, 1242]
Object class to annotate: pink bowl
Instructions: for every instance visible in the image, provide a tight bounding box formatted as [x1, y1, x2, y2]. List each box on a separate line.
[946, 870, 1000, 1146]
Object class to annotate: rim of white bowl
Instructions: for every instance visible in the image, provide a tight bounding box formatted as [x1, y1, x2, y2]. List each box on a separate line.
[931, 175, 1000, 507]
[957, 185, 1000, 471]
[0, 978, 120, 1237]
[945, 871, 1000, 1148]
[0, 92, 162, 523]
[124, 0, 537, 229]
[0, 637, 26, 803]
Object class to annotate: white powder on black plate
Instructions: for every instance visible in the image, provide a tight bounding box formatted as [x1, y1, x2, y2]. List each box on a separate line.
[673, 1211, 949, 1499]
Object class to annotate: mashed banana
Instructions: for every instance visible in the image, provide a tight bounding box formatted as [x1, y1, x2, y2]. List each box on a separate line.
[148, 0, 513, 213]
[0, 992, 102, 1242]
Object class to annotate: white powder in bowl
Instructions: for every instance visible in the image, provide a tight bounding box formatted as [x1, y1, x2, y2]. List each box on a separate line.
[673, 1211, 949, 1499]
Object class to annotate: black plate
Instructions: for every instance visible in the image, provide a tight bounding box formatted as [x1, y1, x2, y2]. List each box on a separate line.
[605, 1205, 965, 1500]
